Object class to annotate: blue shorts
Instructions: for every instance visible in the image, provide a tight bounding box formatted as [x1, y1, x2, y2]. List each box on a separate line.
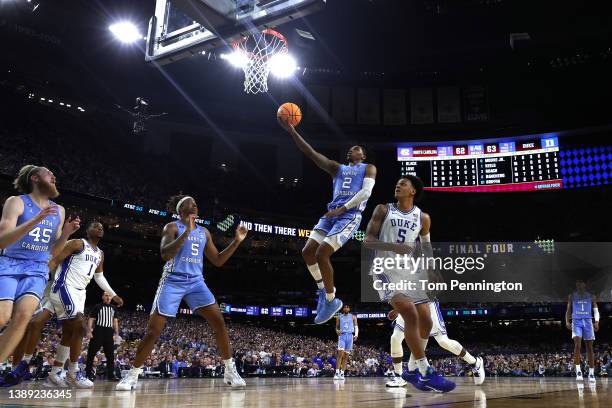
[572, 318, 595, 341]
[152, 273, 215, 317]
[311, 212, 362, 251]
[338, 332, 353, 352]
[0, 257, 47, 302]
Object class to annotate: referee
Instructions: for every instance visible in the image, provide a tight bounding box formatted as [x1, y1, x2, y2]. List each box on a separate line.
[85, 292, 121, 381]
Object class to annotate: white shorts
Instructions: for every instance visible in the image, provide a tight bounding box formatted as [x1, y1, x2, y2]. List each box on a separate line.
[394, 301, 447, 337]
[44, 285, 86, 320]
[374, 267, 429, 305]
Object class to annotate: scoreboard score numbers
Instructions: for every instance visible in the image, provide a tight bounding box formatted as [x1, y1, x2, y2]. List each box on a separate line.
[397, 137, 562, 192]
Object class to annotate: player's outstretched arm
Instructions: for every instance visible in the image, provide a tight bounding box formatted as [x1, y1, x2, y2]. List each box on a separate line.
[203, 225, 248, 267]
[362, 204, 415, 254]
[0, 196, 58, 249]
[277, 117, 339, 177]
[565, 295, 572, 330]
[93, 252, 123, 306]
[48, 239, 83, 272]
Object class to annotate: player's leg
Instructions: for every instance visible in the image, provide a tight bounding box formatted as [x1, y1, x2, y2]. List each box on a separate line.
[573, 333, 584, 380]
[2, 309, 53, 386]
[65, 313, 93, 388]
[45, 319, 74, 388]
[303, 235, 324, 289]
[585, 340, 596, 382]
[340, 335, 352, 380]
[335, 337, 345, 379]
[386, 319, 409, 387]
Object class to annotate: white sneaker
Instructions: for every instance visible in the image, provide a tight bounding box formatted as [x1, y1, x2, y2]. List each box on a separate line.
[333, 372, 340, 380]
[45, 371, 69, 388]
[339, 372, 345, 381]
[116, 368, 141, 391]
[588, 374, 596, 383]
[576, 372, 584, 381]
[223, 361, 246, 388]
[386, 375, 407, 387]
[66, 372, 94, 389]
[473, 356, 486, 385]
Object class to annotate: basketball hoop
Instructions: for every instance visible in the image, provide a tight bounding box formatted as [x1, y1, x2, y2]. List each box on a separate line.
[232, 29, 288, 94]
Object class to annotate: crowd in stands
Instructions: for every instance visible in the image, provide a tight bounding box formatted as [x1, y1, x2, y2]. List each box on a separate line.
[2, 311, 611, 383]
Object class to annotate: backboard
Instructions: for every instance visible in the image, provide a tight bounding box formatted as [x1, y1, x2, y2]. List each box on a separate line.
[146, 0, 325, 65]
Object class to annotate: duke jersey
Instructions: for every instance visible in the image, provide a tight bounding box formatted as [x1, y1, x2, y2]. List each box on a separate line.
[377, 203, 422, 266]
[163, 221, 207, 278]
[339, 313, 354, 334]
[2, 195, 60, 265]
[52, 239, 102, 291]
[572, 291, 593, 319]
[327, 163, 368, 214]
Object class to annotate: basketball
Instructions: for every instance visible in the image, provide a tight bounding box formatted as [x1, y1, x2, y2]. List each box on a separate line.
[277, 102, 302, 126]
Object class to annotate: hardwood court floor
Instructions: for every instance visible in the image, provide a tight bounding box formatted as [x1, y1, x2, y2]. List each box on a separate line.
[0, 377, 610, 407]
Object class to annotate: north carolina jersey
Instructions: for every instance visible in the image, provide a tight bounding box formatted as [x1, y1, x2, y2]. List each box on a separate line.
[328, 163, 368, 214]
[339, 313, 354, 334]
[163, 221, 207, 278]
[572, 291, 593, 319]
[2, 195, 60, 264]
[52, 239, 102, 291]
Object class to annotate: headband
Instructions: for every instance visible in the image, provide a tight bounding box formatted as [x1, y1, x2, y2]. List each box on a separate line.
[176, 196, 193, 214]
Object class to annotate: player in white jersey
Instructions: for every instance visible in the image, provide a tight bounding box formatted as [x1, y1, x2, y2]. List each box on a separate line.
[387, 302, 485, 387]
[10, 222, 123, 388]
[364, 176, 454, 393]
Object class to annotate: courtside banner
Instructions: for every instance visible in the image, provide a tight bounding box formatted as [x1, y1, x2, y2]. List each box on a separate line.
[360, 242, 612, 303]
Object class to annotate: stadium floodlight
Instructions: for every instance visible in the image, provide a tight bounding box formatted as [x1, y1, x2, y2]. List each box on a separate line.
[220, 52, 249, 69]
[109, 22, 142, 44]
[269, 54, 297, 78]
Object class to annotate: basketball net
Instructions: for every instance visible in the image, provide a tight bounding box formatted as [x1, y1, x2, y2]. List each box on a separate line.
[233, 29, 288, 94]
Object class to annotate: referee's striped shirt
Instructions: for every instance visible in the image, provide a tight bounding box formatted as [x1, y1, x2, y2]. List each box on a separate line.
[90, 303, 118, 329]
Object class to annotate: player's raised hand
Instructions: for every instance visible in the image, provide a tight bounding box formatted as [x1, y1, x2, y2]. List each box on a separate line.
[63, 215, 81, 236]
[34, 205, 58, 222]
[235, 224, 248, 242]
[112, 295, 124, 307]
[387, 309, 399, 321]
[277, 115, 294, 133]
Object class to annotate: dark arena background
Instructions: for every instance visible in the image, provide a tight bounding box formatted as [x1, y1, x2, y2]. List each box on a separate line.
[1, 0, 611, 407]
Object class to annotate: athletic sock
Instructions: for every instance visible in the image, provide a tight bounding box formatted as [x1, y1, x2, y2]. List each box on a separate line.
[415, 358, 430, 377]
[407, 354, 417, 372]
[393, 362, 403, 376]
[23, 354, 33, 363]
[307, 264, 325, 290]
[589, 367, 595, 376]
[223, 358, 233, 368]
[463, 351, 477, 365]
[69, 362, 79, 375]
[325, 292, 335, 302]
[576, 365, 582, 374]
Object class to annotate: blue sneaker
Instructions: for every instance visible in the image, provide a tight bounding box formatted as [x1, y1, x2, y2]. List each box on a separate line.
[316, 289, 325, 311]
[402, 369, 431, 391]
[1, 360, 29, 387]
[418, 367, 456, 393]
[314, 297, 343, 324]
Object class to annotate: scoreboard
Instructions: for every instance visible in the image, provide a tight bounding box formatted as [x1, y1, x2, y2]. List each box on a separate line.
[397, 136, 562, 192]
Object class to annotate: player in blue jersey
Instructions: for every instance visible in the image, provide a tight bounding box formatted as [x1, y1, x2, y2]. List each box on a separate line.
[0, 165, 80, 364]
[117, 195, 248, 391]
[278, 119, 377, 324]
[566, 278, 599, 383]
[334, 304, 358, 381]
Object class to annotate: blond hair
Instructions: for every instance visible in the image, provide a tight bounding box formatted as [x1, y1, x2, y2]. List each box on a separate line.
[13, 165, 41, 193]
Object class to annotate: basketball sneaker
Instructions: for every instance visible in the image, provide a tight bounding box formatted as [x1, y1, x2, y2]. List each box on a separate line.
[116, 368, 142, 391]
[402, 369, 430, 391]
[45, 370, 69, 388]
[417, 367, 456, 393]
[385, 373, 407, 387]
[1, 360, 29, 387]
[316, 289, 325, 312]
[333, 370, 341, 380]
[224, 361, 246, 387]
[66, 371, 94, 389]
[314, 298, 343, 324]
[576, 371, 584, 381]
[473, 356, 486, 385]
[588, 373, 596, 383]
[339, 371, 345, 381]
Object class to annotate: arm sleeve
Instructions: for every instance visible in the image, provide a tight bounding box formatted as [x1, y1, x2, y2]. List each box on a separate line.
[343, 177, 375, 209]
[594, 308, 600, 322]
[93, 273, 117, 298]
